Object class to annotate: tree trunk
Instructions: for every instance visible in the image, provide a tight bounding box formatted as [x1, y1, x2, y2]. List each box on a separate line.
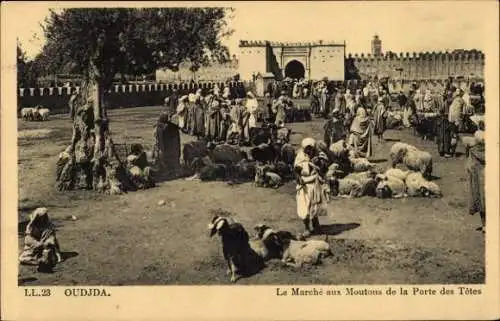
[55, 76, 146, 195]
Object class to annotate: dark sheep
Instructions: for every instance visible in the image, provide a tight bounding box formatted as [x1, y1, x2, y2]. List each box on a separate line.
[279, 143, 296, 168]
[182, 140, 209, 170]
[199, 163, 229, 182]
[250, 143, 276, 164]
[410, 114, 438, 141]
[209, 143, 246, 165]
[231, 160, 257, 182]
[251, 127, 272, 146]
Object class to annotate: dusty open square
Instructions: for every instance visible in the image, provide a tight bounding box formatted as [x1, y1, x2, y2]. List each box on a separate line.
[18, 106, 485, 285]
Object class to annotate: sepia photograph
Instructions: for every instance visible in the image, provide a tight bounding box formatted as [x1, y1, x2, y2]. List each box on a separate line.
[2, 1, 499, 320]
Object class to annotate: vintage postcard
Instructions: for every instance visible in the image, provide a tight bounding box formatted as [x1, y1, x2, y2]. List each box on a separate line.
[1, 1, 499, 320]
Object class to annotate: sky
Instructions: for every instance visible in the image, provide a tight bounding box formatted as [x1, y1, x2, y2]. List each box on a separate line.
[14, 1, 492, 60]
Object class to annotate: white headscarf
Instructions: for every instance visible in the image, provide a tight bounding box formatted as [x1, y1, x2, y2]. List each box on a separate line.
[301, 137, 316, 149]
[26, 207, 50, 235]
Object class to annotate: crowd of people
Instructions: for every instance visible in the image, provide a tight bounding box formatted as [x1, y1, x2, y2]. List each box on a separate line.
[164, 85, 300, 146]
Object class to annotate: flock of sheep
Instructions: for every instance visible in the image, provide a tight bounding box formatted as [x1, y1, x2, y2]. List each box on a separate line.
[182, 127, 442, 201]
[20, 106, 51, 121]
[323, 140, 440, 199]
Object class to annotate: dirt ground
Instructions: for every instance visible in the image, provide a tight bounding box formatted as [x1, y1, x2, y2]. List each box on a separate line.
[18, 106, 485, 285]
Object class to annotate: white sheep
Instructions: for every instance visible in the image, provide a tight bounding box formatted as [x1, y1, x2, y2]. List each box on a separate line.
[375, 175, 406, 199]
[329, 139, 349, 159]
[389, 142, 418, 167]
[20, 108, 35, 121]
[349, 157, 376, 172]
[255, 166, 282, 188]
[404, 149, 433, 178]
[383, 168, 410, 182]
[38, 108, 50, 121]
[389, 142, 433, 178]
[329, 177, 363, 198]
[344, 170, 379, 197]
[281, 238, 332, 267]
[405, 172, 442, 198]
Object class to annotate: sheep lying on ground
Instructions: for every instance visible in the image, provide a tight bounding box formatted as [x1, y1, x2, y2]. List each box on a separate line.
[198, 163, 229, 182]
[328, 176, 363, 198]
[375, 174, 406, 199]
[405, 172, 442, 198]
[389, 142, 433, 178]
[250, 224, 288, 261]
[281, 236, 332, 268]
[329, 139, 348, 158]
[383, 168, 410, 182]
[255, 165, 282, 188]
[344, 170, 379, 197]
[231, 159, 257, 182]
[349, 156, 377, 172]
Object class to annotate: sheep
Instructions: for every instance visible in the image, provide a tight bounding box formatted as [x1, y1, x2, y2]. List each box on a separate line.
[329, 139, 348, 158]
[271, 161, 291, 179]
[349, 157, 377, 172]
[276, 127, 291, 143]
[20, 108, 35, 121]
[328, 177, 363, 198]
[182, 140, 209, 171]
[375, 175, 406, 199]
[281, 237, 332, 268]
[31, 108, 41, 121]
[410, 113, 438, 141]
[344, 170, 379, 197]
[404, 149, 433, 178]
[250, 224, 288, 261]
[389, 142, 433, 178]
[315, 139, 333, 162]
[251, 127, 273, 146]
[255, 165, 282, 188]
[250, 143, 276, 165]
[231, 159, 257, 182]
[325, 163, 343, 180]
[405, 172, 442, 198]
[385, 111, 403, 129]
[389, 142, 418, 167]
[328, 140, 352, 173]
[209, 143, 246, 165]
[383, 168, 410, 182]
[38, 108, 50, 121]
[199, 163, 229, 182]
[248, 238, 270, 262]
[278, 143, 296, 171]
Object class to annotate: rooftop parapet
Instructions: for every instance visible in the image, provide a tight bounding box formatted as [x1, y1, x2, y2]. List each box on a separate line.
[239, 40, 346, 47]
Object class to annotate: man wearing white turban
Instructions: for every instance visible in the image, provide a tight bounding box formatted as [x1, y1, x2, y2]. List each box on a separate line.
[294, 138, 327, 236]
